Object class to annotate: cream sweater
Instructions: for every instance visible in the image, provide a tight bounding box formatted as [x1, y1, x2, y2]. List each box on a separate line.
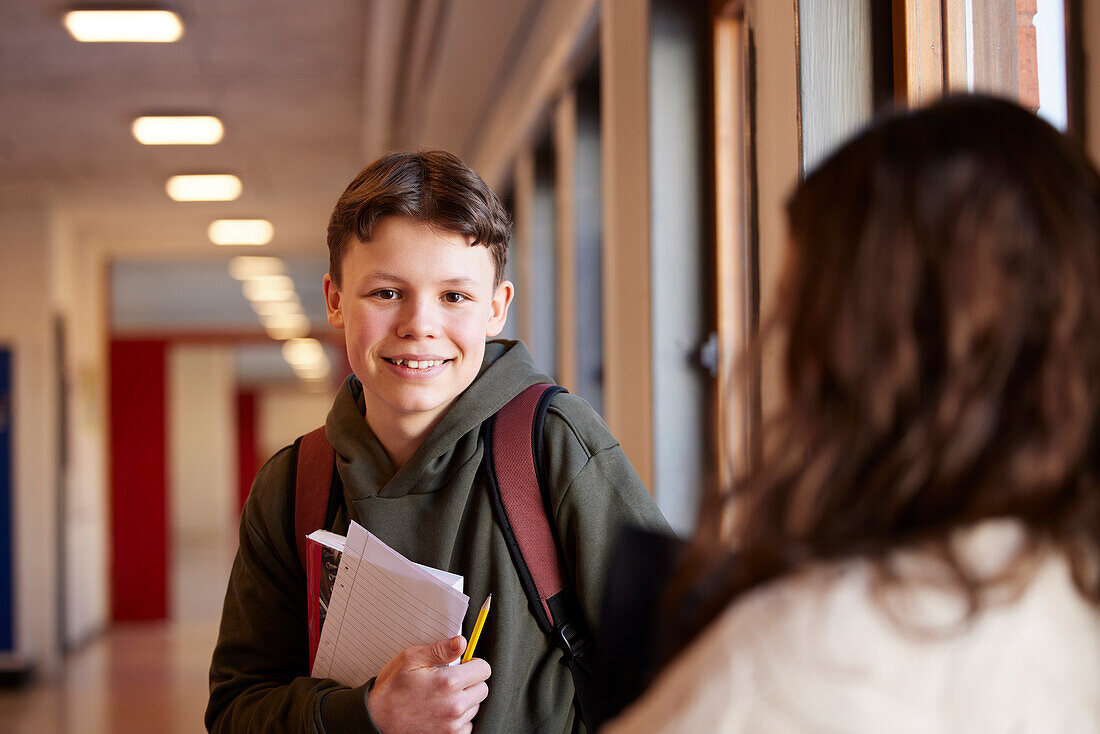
[603, 522, 1100, 733]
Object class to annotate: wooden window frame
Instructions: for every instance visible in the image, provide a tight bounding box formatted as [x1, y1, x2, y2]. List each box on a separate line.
[712, 0, 760, 487]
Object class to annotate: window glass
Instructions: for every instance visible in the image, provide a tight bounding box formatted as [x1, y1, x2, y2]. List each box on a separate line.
[1033, 0, 1068, 129]
[530, 139, 558, 379]
[573, 62, 604, 414]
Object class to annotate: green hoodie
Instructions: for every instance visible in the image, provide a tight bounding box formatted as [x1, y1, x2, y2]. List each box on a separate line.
[207, 340, 670, 733]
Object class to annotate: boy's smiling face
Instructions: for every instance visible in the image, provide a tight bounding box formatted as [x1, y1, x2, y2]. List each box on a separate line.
[324, 215, 513, 439]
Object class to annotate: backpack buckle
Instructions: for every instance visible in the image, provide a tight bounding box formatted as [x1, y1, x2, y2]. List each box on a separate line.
[557, 622, 590, 659]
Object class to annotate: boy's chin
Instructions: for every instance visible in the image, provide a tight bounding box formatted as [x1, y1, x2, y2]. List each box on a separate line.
[383, 386, 469, 416]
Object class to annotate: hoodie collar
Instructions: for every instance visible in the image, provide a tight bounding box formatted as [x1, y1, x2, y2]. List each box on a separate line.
[325, 340, 552, 500]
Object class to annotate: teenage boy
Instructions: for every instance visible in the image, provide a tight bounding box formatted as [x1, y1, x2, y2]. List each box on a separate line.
[206, 151, 669, 734]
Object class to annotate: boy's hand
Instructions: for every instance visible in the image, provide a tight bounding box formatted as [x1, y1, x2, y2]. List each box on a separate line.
[367, 636, 491, 734]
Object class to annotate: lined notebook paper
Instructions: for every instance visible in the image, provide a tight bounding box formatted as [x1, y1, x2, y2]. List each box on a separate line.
[311, 521, 469, 686]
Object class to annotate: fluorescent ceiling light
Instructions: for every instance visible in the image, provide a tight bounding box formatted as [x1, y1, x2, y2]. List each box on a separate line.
[228, 255, 284, 281]
[251, 299, 301, 317]
[132, 116, 223, 145]
[283, 338, 332, 380]
[265, 321, 311, 341]
[290, 343, 333, 380]
[63, 10, 184, 43]
[261, 312, 310, 332]
[242, 275, 295, 302]
[282, 338, 325, 367]
[264, 316, 310, 341]
[209, 218, 273, 245]
[166, 174, 241, 202]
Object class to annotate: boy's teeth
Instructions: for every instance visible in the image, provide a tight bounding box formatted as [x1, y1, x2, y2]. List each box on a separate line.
[391, 358, 443, 369]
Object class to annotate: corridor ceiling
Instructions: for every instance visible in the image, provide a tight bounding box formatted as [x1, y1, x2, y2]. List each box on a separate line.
[0, 0, 545, 336]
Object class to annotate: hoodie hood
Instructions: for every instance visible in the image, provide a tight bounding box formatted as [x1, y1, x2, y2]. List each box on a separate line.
[325, 339, 553, 500]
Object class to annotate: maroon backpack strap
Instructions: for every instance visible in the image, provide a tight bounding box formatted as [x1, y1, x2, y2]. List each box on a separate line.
[486, 383, 600, 727]
[490, 383, 566, 623]
[294, 426, 335, 571]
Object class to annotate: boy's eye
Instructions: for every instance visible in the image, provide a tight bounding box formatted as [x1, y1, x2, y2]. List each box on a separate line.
[372, 289, 399, 300]
[443, 292, 468, 304]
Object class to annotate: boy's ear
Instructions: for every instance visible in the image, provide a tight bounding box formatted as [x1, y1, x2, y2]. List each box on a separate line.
[485, 280, 514, 338]
[322, 273, 345, 329]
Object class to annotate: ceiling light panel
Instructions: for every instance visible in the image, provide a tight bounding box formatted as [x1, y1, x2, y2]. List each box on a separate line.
[251, 300, 302, 317]
[282, 338, 332, 381]
[261, 313, 311, 339]
[266, 324, 312, 341]
[282, 338, 325, 366]
[228, 255, 284, 281]
[63, 10, 184, 43]
[133, 116, 223, 145]
[241, 275, 295, 302]
[166, 175, 241, 202]
[209, 219, 274, 246]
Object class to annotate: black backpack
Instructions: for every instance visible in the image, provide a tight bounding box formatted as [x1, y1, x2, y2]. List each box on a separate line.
[291, 383, 600, 727]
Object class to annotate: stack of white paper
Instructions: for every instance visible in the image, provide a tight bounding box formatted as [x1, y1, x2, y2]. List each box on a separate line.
[311, 521, 469, 686]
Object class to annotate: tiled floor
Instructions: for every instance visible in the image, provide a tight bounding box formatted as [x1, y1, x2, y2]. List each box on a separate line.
[0, 621, 218, 734]
[0, 530, 234, 733]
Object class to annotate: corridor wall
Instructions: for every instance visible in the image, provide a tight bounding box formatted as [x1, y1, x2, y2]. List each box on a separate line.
[0, 200, 61, 675]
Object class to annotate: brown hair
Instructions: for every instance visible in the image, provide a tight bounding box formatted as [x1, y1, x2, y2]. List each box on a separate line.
[676, 95, 1100, 642]
[326, 150, 511, 288]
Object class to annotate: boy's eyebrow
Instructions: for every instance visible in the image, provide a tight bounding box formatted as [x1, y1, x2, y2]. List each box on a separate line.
[438, 276, 478, 287]
[365, 272, 478, 287]
[365, 271, 404, 283]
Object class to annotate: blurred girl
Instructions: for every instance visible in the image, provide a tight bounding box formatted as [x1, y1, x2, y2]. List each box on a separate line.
[603, 96, 1100, 732]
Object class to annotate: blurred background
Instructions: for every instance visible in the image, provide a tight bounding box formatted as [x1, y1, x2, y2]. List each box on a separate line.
[0, 1, 1097, 731]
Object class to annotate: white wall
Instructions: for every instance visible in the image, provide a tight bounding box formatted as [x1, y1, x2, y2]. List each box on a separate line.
[169, 345, 237, 537]
[51, 223, 110, 649]
[257, 387, 334, 465]
[168, 345, 237, 621]
[0, 199, 60, 675]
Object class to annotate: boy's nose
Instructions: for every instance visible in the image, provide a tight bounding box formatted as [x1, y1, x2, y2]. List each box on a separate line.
[395, 297, 442, 338]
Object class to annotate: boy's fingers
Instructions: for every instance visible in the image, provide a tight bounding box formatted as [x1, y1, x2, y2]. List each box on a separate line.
[413, 635, 464, 667]
[455, 699, 482, 729]
[445, 658, 491, 688]
[464, 680, 489, 707]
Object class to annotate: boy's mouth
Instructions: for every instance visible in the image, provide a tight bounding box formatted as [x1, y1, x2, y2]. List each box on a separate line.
[383, 357, 452, 370]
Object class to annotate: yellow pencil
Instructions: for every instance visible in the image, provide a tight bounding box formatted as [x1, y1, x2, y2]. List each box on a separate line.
[462, 594, 492, 663]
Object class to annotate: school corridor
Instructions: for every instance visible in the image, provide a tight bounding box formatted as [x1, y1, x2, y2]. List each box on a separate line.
[1, 0, 1099, 731]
